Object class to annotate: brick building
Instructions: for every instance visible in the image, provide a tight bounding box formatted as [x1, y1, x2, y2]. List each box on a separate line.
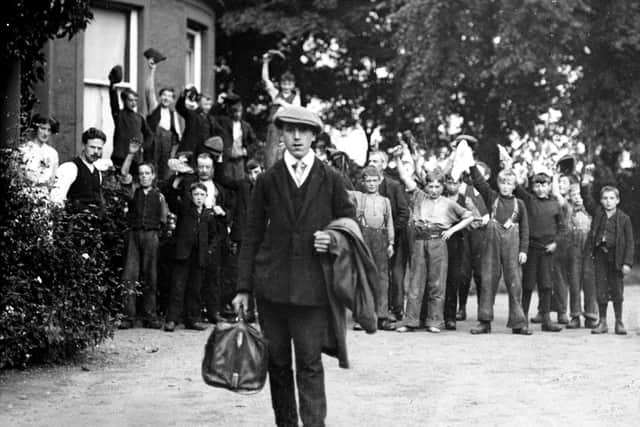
[34, 0, 217, 162]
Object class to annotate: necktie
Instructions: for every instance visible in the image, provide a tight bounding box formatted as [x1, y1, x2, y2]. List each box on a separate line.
[294, 161, 306, 186]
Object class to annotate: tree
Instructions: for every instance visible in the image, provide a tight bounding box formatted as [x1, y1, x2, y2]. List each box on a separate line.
[0, 0, 92, 144]
[389, 0, 589, 173]
[214, 0, 397, 135]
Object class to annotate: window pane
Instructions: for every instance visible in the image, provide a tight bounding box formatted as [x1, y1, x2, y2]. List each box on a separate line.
[84, 9, 128, 82]
[186, 33, 195, 86]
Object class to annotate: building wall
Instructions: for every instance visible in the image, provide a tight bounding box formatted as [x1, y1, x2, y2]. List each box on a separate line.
[35, 0, 216, 162]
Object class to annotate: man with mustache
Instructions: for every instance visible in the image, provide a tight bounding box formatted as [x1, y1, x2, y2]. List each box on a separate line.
[51, 127, 107, 213]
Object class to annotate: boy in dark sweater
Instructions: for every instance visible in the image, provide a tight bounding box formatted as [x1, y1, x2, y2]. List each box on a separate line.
[516, 172, 566, 332]
[119, 142, 168, 329]
[468, 164, 532, 335]
[585, 186, 634, 335]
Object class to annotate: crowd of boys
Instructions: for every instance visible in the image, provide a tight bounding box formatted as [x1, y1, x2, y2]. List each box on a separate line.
[16, 52, 635, 339]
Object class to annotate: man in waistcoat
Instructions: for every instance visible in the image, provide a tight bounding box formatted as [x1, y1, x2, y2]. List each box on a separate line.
[51, 127, 106, 213]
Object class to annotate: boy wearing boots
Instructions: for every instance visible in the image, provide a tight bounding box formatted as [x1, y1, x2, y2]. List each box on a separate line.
[516, 171, 566, 332]
[586, 186, 634, 335]
[467, 161, 532, 335]
[349, 165, 395, 330]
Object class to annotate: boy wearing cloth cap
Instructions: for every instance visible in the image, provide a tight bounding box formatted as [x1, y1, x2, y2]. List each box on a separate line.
[516, 171, 566, 332]
[233, 106, 355, 427]
[348, 165, 395, 330]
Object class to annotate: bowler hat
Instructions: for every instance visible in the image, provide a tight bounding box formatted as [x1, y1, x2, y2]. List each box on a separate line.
[108, 65, 123, 84]
[203, 136, 224, 156]
[144, 48, 167, 64]
[274, 106, 323, 132]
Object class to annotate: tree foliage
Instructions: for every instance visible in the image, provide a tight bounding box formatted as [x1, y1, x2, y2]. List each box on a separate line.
[1, 0, 93, 121]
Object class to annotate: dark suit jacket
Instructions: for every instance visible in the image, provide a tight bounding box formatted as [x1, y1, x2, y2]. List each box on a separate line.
[587, 208, 634, 270]
[173, 203, 221, 267]
[378, 175, 409, 232]
[176, 92, 221, 154]
[214, 160, 253, 242]
[237, 157, 356, 306]
[215, 115, 258, 159]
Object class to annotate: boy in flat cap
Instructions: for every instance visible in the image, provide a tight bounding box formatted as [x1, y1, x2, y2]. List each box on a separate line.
[233, 105, 355, 427]
[515, 170, 566, 332]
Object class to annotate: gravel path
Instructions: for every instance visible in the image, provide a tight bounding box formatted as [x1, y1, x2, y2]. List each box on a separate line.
[2, 288, 640, 427]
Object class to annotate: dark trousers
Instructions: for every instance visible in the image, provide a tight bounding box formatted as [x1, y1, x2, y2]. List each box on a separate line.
[122, 230, 159, 321]
[444, 231, 471, 322]
[477, 221, 527, 328]
[594, 249, 624, 304]
[363, 227, 390, 319]
[258, 299, 328, 427]
[458, 227, 485, 309]
[202, 243, 237, 321]
[167, 249, 202, 324]
[522, 245, 554, 316]
[223, 157, 246, 181]
[389, 230, 408, 317]
[553, 237, 598, 319]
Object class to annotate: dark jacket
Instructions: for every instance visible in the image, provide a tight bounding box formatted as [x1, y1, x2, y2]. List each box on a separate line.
[237, 157, 356, 306]
[515, 185, 565, 249]
[175, 91, 219, 154]
[147, 105, 180, 139]
[214, 161, 253, 242]
[173, 202, 223, 267]
[378, 175, 409, 232]
[215, 115, 258, 160]
[321, 218, 379, 369]
[586, 207, 634, 270]
[109, 86, 153, 163]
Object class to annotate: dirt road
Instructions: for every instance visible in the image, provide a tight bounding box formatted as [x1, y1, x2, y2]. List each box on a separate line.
[2, 289, 640, 427]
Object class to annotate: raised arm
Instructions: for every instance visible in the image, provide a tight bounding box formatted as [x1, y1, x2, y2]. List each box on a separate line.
[145, 59, 158, 112]
[109, 83, 120, 123]
[261, 56, 278, 100]
[469, 164, 495, 207]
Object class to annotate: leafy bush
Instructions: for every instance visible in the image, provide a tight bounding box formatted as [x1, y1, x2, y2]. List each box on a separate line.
[0, 148, 128, 368]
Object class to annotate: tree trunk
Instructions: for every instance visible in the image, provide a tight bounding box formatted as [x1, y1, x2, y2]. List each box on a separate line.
[0, 57, 21, 147]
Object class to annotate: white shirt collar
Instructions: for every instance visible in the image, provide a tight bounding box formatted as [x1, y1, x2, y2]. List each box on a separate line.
[284, 150, 315, 187]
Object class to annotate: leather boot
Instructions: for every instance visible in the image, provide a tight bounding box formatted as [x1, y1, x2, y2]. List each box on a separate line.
[456, 306, 467, 321]
[470, 321, 491, 334]
[530, 312, 543, 324]
[615, 320, 627, 335]
[557, 313, 569, 324]
[512, 326, 533, 335]
[591, 319, 608, 334]
[584, 318, 598, 329]
[566, 317, 581, 329]
[541, 313, 562, 332]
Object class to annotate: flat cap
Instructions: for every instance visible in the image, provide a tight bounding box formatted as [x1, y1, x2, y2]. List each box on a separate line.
[274, 106, 323, 132]
[108, 65, 123, 84]
[144, 48, 167, 63]
[203, 136, 224, 155]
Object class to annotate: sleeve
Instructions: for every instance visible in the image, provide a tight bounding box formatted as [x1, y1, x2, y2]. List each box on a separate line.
[175, 91, 188, 118]
[236, 175, 268, 293]
[555, 202, 567, 238]
[518, 199, 530, 254]
[393, 182, 409, 230]
[622, 214, 634, 267]
[47, 149, 59, 184]
[452, 199, 472, 220]
[50, 162, 78, 205]
[514, 184, 532, 207]
[581, 183, 598, 217]
[141, 115, 154, 155]
[385, 197, 395, 245]
[109, 85, 119, 123]
[469, 164, 495, 207]
[264, 79, 279, 100]
[159, 193, 169, 224]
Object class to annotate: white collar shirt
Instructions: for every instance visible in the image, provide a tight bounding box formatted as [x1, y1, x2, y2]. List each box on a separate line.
[284, 150, 315, 188]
